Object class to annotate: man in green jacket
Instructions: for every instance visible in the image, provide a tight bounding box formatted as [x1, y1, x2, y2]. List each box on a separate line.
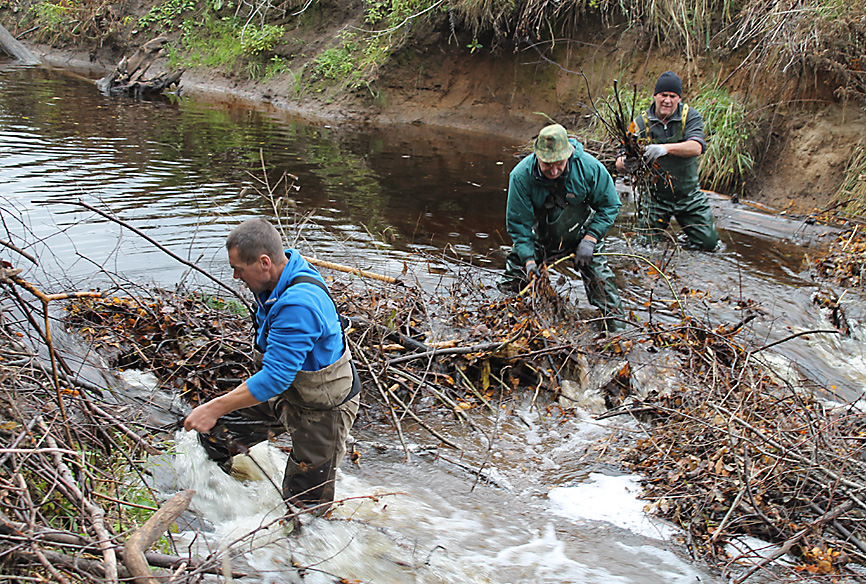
[502, 123, 624, 328]
[616, 71, 719, 250]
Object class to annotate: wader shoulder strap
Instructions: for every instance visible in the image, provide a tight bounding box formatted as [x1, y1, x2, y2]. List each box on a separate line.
[288, 275, 348, 332]
[288, 275, 361, 405]
[675, 104, 689, 142]
[639, 104, 688, 143]
[638, 112, 649, 135]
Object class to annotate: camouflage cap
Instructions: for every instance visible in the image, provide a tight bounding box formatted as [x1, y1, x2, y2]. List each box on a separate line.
[533, 124, 574, 163]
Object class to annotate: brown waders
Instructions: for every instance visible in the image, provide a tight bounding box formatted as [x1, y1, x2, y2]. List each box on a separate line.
[199, 347, 360, 514]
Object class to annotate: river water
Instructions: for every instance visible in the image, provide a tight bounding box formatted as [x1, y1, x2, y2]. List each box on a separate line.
[2, 60, 864, 582]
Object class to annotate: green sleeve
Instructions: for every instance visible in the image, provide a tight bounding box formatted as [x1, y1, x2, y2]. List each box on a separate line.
[581, 157, 621, 240]
[505, 157, 538, 264]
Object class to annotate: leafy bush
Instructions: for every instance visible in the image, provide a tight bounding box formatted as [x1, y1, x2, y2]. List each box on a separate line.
[690, 85, 756, 194]
[239, 23, 284, 55]
[137, 0, 197, 31]
[312, 33, 360, 83]
[32, 1, 69, 31]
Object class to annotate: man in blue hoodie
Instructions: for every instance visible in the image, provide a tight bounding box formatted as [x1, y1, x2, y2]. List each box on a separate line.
[184, 218, 360, 514]
[501, 123, 624, 328]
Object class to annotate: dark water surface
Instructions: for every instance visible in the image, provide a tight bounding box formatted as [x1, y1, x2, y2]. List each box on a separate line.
[0, 62, 513, 289]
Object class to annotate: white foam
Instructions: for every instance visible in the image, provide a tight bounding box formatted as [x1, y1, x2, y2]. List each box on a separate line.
[548, 472, 675, 539]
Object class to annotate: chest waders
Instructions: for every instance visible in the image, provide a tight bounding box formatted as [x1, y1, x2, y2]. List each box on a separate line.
[539, 183, 624, 327]
[636, 105, 719, 250]
[536, 181, 593, 259]
[198, 274, 360, 514]
[638, 104, 699, 201]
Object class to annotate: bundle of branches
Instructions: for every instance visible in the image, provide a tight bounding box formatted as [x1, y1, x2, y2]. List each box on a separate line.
[0, 277, 242, 582]
[587, 79, 673, 217]
[812, 226, 866, 289]
[607, 321, 866, 581]
[64, 290, 256, 406]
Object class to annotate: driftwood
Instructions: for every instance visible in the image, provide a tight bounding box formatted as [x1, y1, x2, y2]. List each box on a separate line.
[0, 511, 244, 578]
[124, 490, 195, 584]
[0, 24, 40, 65]
[96, 37, 183, 98]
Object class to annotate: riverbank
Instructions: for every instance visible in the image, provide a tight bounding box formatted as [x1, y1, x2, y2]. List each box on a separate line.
[14, 28, 865, 220]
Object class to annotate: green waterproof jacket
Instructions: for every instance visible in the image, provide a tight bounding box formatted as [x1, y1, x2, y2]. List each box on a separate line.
[506, 138, 621, 264]
[635, 102, 706, 199]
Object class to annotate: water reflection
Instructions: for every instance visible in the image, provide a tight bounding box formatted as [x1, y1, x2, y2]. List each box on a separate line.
[0, 63, 515, 289]
[0, 60, 863, 400]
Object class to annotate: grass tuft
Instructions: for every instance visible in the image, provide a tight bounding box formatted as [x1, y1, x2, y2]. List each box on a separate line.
[834, 140, 866, 218]
[690, 85, 757, 194]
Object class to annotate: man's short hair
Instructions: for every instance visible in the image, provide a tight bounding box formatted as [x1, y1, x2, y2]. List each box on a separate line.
[226, 218, 284, 264]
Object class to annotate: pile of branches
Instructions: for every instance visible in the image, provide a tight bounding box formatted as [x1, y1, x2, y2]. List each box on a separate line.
[64, 291, 257, 407]
[0, 274, 246, 582]
[607, 321, 865, 581]
[62, 264, 595, 450]
[813, 226, 866, 289]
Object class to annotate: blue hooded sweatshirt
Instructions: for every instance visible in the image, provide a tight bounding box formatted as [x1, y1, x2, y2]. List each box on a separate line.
[245, 249, 344, 403]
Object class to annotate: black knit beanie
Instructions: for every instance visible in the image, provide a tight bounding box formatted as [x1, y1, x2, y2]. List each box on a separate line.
[653, 71, 682, 97]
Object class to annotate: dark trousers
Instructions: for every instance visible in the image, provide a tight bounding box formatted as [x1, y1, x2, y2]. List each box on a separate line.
[199, 392, 359, 512]
[638, 187, 719, 250]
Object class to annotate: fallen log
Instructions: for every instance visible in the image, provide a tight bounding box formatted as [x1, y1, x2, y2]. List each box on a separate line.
[0, 511, 245, 578]
[96, 37, 183, 98]
[0, 24, 40, 65]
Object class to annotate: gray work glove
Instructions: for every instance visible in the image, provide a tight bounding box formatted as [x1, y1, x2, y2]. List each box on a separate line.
[524, 260, 541, 280]
[644, 144, 668, 163]
[573, 239, 596, 269]
[623, 156, 640, 174]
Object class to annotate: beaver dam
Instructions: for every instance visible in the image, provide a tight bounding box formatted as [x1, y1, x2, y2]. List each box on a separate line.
[1, 223, 865, 583]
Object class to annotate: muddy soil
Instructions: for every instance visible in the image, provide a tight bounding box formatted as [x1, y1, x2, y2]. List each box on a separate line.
[20, 30, 866, 218]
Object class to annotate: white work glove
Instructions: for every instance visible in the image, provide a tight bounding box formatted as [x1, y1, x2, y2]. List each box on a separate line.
[644, 144, 668, 163]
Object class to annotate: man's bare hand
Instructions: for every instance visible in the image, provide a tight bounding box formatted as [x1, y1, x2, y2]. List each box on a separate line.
[184, 402, 219, 433]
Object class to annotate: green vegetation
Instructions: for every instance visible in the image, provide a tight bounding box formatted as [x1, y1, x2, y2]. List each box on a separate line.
[312, 32, 360, 84]
[168, 14, 286, 78]
[834, 140, 866, 217]
[690, 85, 757, 194]
[202, 294, 249, 316]
[137, 0, 197, 31]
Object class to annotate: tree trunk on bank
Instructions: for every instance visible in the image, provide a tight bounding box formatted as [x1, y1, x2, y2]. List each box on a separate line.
[0, 24, 40, 65]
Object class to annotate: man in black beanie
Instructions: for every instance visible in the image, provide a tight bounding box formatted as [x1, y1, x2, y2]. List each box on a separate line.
[615, 71, 719, 250]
